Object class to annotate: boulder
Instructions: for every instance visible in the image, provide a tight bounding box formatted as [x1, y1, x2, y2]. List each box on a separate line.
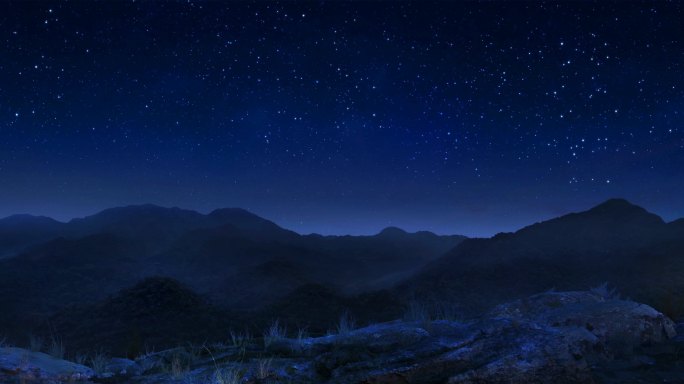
[0, 347, 93, 383]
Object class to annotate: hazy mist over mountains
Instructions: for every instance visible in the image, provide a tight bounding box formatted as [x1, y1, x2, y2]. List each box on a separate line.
[0, 199, 683, 352]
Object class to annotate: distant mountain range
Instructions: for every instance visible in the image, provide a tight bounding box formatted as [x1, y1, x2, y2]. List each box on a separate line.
[1, 199, 683, 356]
[0, 204, 465, 348]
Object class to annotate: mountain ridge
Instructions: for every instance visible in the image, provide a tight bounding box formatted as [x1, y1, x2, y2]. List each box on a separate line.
[399, 198, 684, 316]
[1, 197, 684, 356]
[0, 202, 466, 342]
[1, 204, 458, 239]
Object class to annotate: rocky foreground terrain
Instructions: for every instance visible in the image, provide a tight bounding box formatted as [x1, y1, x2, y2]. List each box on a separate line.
[2, 290, 682, 384]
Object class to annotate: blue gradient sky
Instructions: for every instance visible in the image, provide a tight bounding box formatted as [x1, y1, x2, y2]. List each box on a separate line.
[1, 2, 683, 237]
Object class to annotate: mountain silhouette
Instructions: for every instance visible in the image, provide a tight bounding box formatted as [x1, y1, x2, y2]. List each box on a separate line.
[0, 204, 464, 342]
[0, 214, 64, 259]
[3, 199, 683, 354]
[400, 198, 684, 316]
[377, 226, 409, 237]
[669, 217, 684, 229]
[208, 207, 292, 235]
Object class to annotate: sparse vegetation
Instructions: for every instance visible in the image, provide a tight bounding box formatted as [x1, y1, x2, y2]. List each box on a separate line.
[170, 353, 189, 379]
[135, 347, 160, 371]
[229, 330, 252, 348]
[28, 334, 43, 352]
[167, 342, 216, 379]
[403, 299, 462, 323]
[590, 282, 621, 300]
[336, 311, 356, 335]
[74, 354, 88, 365]
[200, 344, 243, 384]
[286, 327, 310, 354]
[256, 357, 273, 379]
[143, 344, 157, 357]
[19, 349, 30, 367]
[404, 300, 430, 322]
[157, 348, 196, 379]
[263, 320, 286, 349]
[291, 327, 309, 353]
[88, 351, 109, 375]
[297, 327, 308, 341]
[403, 300, 435, 332]
[47, 336, 65, 359]
[431, 301, 461, 321]
[212, 367, 242, 384]
[186, 342, 208, 363]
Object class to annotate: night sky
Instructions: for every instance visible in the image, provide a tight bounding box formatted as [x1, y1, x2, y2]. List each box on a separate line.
[1, 2, 683, 237]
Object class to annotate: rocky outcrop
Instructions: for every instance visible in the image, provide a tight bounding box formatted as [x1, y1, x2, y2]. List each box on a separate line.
[290, 291, 676, 383]
[1, 291, 678, 383]
[0, 347, 93, 383]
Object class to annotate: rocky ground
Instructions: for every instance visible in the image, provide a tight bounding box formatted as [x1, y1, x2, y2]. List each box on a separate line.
[1, 290, 682, 384]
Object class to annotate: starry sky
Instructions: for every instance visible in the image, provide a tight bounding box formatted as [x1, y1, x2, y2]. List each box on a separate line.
[1, 2, 683, 237]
